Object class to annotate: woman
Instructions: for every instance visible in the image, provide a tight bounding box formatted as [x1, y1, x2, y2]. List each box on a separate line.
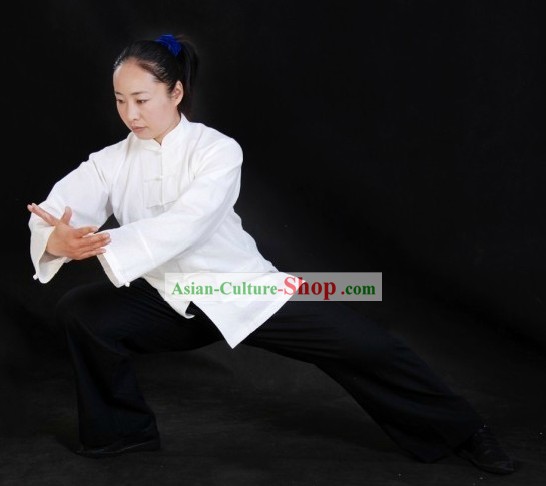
[27, 33, 515, 474]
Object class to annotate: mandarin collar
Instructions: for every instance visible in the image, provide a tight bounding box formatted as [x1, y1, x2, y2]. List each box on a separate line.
[137, 114, 189, 152]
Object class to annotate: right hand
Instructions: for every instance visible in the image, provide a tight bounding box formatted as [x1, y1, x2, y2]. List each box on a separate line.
[27, 203, 111, 260]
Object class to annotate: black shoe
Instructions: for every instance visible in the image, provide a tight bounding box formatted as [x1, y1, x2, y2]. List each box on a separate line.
[455, 424, 516, 475]
[76, 435, 161, 458]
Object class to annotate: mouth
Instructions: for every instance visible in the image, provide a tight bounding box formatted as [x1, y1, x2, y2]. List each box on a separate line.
[131, 126, 146, 133]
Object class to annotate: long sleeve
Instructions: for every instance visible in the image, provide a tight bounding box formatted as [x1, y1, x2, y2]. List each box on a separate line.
[29, 154, 113, 283]
[97, 138, 243, 287]
[27, 116, 295, 348]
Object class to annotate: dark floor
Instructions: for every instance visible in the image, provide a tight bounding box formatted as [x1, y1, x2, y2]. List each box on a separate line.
[1, 252, 545, 486]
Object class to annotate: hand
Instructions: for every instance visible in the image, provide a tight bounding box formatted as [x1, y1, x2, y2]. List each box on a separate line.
[27, 203, 111, 260]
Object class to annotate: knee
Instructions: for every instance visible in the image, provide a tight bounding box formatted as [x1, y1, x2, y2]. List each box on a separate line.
[339, 322, 403, 367]
[55, 286, 105, 337]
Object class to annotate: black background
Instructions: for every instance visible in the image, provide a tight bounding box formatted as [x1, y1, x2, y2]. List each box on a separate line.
[3, 0, 546, 351]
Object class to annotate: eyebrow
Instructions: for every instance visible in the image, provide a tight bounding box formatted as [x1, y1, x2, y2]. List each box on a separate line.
[114, 91, 150, 96]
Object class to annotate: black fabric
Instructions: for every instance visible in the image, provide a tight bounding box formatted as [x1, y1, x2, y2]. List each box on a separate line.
[58, 278, 483, 462]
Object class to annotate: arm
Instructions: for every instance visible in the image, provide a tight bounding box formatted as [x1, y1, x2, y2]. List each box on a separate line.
[28, 155, 114, 283]
[97, 138, 243, 287]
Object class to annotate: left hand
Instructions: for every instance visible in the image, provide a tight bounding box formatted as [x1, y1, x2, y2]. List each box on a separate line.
[27, 203, 110, 260]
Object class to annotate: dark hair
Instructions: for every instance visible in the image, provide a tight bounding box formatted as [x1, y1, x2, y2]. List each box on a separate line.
[113, 34, 199, 118]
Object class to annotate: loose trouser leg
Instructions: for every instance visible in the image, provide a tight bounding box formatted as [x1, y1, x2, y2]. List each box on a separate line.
[57, 279, 222, 447]
[243, 300, 484, 462]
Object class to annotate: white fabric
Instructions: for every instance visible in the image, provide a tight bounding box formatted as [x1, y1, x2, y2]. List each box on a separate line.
[29, 115, 295, 348]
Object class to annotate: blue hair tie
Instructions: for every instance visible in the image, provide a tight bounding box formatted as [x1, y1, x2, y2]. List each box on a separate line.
[155, 34, 182, 57]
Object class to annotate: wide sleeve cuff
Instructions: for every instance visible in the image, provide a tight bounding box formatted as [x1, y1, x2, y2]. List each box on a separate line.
[30, 225, 71, 283]
[97, 249, 131, 288]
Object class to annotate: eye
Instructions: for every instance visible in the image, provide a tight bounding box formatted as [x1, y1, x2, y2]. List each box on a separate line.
[116, 99, 124, 104]
[137, 99, 149, 104]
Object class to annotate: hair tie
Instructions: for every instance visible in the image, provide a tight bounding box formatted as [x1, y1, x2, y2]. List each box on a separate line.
[155, 34, 182, 57]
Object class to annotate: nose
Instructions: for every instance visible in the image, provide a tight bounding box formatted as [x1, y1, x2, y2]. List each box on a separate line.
[127, 101, 140, 121]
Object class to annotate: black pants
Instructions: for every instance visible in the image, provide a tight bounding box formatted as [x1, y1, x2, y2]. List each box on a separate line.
[57, 278, 483, 462]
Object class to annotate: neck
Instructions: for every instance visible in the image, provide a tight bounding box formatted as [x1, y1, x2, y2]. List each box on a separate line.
[155, 113, 182, 145]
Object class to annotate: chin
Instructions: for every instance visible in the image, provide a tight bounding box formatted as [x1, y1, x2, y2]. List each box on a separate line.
[132, 131, 153, 140]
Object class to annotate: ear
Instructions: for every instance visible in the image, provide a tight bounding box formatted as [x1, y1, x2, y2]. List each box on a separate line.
[172, 80, 184, 106]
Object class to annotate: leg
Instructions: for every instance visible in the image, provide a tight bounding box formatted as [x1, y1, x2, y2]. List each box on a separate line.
[57, 278, 222, 448]
[242, 301, 484, 463]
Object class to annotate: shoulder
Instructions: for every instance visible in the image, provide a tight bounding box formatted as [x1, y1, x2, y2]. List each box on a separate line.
[186, 119, 243, 160]
[88, 134, 133, 164]
[82, 134, 142, 182]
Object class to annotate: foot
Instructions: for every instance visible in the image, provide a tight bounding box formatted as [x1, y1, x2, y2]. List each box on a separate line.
[76, 435, 161, 458]
[455, 424, 516, 475]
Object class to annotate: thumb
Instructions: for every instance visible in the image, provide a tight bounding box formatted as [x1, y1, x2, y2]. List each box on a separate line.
[60, 206, 73, 225]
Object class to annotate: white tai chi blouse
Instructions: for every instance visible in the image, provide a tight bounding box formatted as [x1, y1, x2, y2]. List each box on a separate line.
[29, 115, 295, 348]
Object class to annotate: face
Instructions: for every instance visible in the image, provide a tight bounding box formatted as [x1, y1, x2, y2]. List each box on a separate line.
[113, 60, 183, 144]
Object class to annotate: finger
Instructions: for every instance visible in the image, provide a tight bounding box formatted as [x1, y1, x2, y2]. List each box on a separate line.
[75, 247, 108, 260]
[79, 233, 111, 251]
[29, 203, 57, 224]
[27, 203, 59, 226]
[74, 234, 111, 257]
[68, 232, 109, 257]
